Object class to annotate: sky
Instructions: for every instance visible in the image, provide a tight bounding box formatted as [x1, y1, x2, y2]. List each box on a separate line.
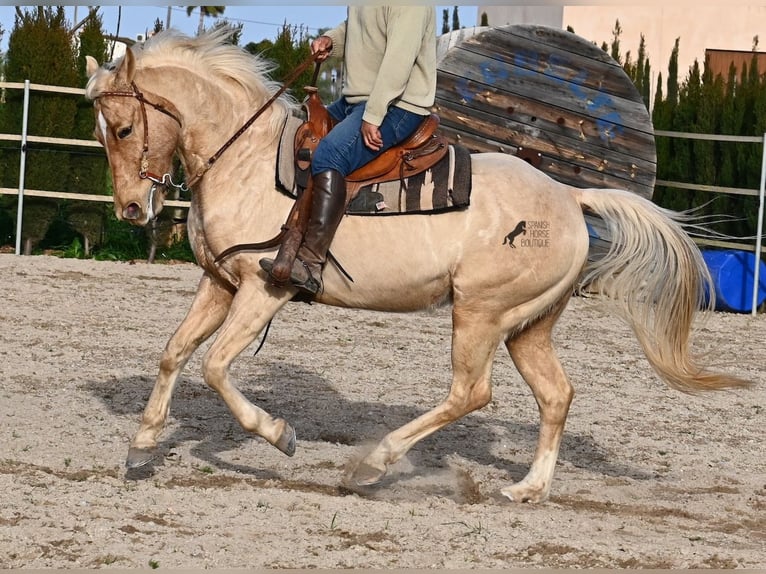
[0, 5, 479, 53]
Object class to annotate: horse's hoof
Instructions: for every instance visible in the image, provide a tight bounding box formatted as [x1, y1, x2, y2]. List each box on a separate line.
[500, 483, 548, 504]
[352, 461, 387, 486]
[126, 447, 159, 469]
[274, 423, 296, 457]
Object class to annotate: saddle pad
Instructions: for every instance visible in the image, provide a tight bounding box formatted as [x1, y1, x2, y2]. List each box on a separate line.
[347, 144, 471, 216]
[276, 113, 304, 195]
[275, 114, 472, 216]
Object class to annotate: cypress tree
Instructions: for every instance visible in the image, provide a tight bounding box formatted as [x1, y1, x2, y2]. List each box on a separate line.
[753, 59, 766, 239]
[755, 54, 766, 138]
[70, 10, 107, 196]
[665, 59, 697, 212]
[642, 59, 651, 109]
[245, 23, 311, 102]
[622, 50, 634, 80]
[740, 56, 761, 181]
[738, 55, 762, 235]
[653, 40, 684, 212]
[719, 63, 739, 186]
[713, 63, 746, 237]
[652, 72, 672, 208]
[684, 60, 719, 218]
[2, 7, 79, 251]
[635, 35, 650, 109]
[609, 20, 622, 64]
[690, 61, 718, 213]
[666, 38, 680, 107]
[442, 9, 449, 35]
[66, 10, 110, 253]
[695, 66, 739, 235]
[0, 22, 8, 243]
[3, 7, 78, 190]
[651, 39, 765, 240]
[451, 6, 460, 31]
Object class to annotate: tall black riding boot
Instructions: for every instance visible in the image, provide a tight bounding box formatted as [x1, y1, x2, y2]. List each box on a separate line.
[260, 169, 346, 295]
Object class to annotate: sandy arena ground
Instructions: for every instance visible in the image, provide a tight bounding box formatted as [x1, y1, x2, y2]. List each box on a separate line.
[0, 254, 764, 568]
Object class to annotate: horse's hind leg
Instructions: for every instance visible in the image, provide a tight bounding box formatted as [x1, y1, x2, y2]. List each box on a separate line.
[351, 306, 498, 486]
[502, 294, 574, 503]
[127, 274, 233, 468]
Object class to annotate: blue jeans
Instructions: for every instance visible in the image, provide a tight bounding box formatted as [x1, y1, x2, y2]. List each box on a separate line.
[311, 98, 426, 176]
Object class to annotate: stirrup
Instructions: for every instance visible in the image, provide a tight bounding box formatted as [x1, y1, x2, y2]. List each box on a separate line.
[259, 257, 321, 296]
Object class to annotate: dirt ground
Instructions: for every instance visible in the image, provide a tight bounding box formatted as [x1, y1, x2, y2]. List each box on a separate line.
[0, 254, 764, 569]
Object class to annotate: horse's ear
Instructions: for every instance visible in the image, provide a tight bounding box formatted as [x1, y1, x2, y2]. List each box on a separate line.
[115, 47, 137, 86]
[85, 56, 100, 78]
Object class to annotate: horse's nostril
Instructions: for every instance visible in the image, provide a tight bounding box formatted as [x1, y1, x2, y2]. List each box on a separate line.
[123, 203, 141, 220]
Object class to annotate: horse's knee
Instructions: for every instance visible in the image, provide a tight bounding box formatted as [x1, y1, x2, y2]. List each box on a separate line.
[158, 350, 182, 375]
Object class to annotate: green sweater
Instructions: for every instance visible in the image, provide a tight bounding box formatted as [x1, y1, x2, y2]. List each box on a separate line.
[324, 6, 436, 127]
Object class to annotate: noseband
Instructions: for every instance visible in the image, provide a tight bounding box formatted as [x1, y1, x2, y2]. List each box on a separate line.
[95, 81, 188, 191]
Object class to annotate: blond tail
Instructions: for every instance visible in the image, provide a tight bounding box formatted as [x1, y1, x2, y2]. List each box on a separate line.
[577, 188, 753, 393]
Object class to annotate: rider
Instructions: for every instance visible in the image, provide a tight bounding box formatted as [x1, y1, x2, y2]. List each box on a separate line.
[260, 6, 437, 296]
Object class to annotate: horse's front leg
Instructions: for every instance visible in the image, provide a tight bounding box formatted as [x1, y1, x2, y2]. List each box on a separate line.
[127, 273, 233, 468]
[201, 279, 296, 456]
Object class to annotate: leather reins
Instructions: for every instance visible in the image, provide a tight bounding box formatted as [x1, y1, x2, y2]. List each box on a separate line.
[95, 51, 324, 256]
[185, 52, 322, 189]
[95, 51, 323, 191]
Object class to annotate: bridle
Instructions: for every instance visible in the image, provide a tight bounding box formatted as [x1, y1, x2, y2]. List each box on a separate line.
[96, 81, 188, 191]
[93, 52, 323, 192]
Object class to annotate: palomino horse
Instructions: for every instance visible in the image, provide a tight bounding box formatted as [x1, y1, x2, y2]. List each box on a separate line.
[85, 29, 751, 503]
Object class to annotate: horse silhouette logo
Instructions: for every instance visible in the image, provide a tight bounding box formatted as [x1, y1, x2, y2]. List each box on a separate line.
[503, 221, 527, 248]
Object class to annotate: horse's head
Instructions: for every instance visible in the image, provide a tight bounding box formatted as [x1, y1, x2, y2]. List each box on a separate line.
[86, 49, 182, 226]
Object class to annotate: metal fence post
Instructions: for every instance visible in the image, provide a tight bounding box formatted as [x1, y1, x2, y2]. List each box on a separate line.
[14, 79, 30, 256]
[752, 132, 766, 316]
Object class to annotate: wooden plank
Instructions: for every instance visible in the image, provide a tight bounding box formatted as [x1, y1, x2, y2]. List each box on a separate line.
[435, 75, 656, 168]
[435, 24, 656, 198]
[440, 126, 654, 198]
[0, 133, 103, 148]
[434, 94, 656, 190]
[0, 81, 85, 95]
[492, 25, 620, 69]
[694, 237, 763, 252]
[655, 130, 764, 143]
[435, 72, 656, 162]
[0, 187, 190, 208]
[460, 27, 637, 99]
[438, 48, 652, 136]
[655, 179, 761, 197]
[437, 117, 655, 193]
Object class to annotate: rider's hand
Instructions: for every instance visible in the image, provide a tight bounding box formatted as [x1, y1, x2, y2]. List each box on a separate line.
[361, 121, 383, 151]
[311, 36, 333, 61]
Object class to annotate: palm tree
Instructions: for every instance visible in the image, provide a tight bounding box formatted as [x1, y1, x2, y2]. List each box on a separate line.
[185, 6, 225, 35]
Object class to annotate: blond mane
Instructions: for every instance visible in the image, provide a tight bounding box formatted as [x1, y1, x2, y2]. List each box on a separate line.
[90, 27, 298, 139]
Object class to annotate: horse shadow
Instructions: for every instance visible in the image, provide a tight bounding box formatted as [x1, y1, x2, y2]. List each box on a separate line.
[85, 360, 653, 489]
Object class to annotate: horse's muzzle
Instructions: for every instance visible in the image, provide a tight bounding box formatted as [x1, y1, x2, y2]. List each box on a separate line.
[118, 184, 163, 225]
[122, 202, 143, 221]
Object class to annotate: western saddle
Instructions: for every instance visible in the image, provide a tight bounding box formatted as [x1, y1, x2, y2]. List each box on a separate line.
[267, 88, 448, 285]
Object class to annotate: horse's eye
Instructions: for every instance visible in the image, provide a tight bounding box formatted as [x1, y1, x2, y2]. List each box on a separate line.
[117, 126, 133, 139]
